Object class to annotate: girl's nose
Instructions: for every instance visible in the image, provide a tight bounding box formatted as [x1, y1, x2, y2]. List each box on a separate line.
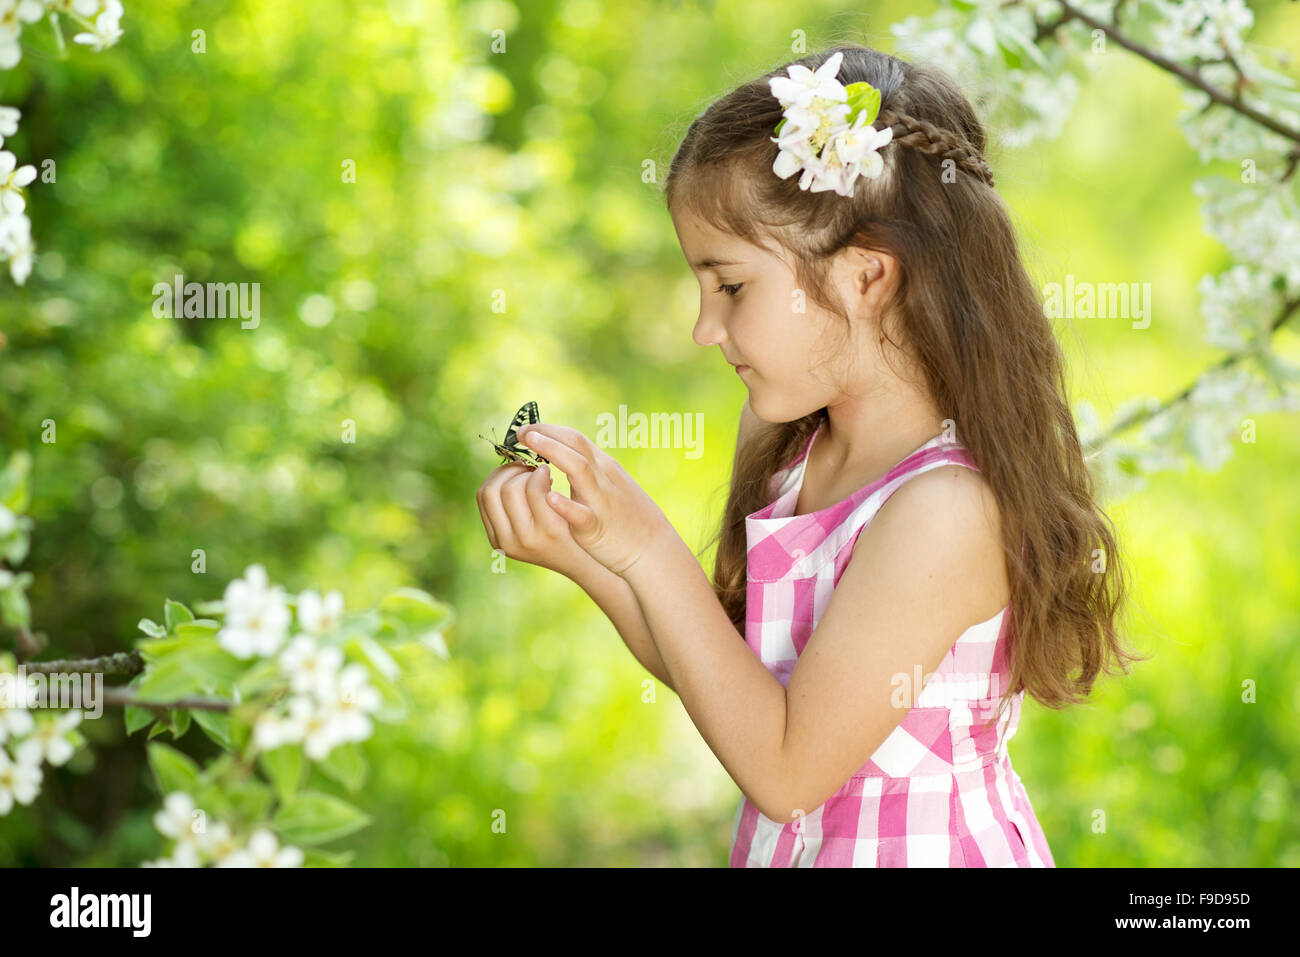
[692, 308, 726, 348]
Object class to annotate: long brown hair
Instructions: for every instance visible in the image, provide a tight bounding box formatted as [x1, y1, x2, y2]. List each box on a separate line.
[662, 44, 1144, 727]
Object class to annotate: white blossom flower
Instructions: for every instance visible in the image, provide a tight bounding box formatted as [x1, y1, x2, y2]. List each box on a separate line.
[1197, 265, 1281, 351]
[0, 0, 44, 71]
[197, 820, 243, 865]
[0, 747, 41, 815]
[0, 211, 34, 285]
[151, 791, 205, 850]
[0, 503, 16, 536]
[49, 0, 103, 15]
[1194, 178, 1300, 294]
[327, 663, 381, 744]
[161, 841, 201, 867]
[0, 105, 17, 139]
[815, 110, 894, 195]
[49, 1, 103, 15]
[15, 710, 81, 766]
[0, 684, 34, 744]
[252, 695, 309, 751]
[768, 51, 893, 197]
[0, 150, 36, 216]
[296, 589, 344, 635]
[278, 633, 343, 698]
[1152, 0, 1252, 61]
[770, 50, 850, 111]
[217, 828, 304, 868]
[72, 0, 124, 52]
[296, 694, 347, 760]
[217, 564, 291, 659]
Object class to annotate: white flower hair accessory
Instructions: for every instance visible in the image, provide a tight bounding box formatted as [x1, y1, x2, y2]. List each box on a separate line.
[768, 51, 894, 198]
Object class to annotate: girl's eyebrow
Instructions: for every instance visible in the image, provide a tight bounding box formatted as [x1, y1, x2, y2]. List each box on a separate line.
[693, 257, 744, 270]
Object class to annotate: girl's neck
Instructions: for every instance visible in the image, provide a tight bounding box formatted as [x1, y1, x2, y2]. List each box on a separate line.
[817, 383, 947, 489]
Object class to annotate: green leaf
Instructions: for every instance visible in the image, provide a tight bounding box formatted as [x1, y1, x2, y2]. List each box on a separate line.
[148, 742, 201, 797]
[191, 708, 232, 750]
[225, 778, 274, 824]
[843, 81, 881, 127]
[349, 634, 399, 680]
[124, 704, 156, 735]
[170, 709, 192, 739]
[998, 20, 1048, 70]
[135, 658, 203, 703]
[271, 790, 371, 846]
[175, 619, 221, 639]
[137, 618, 167, 639]
[0, 586, 30, 629]
[378, 587, 452, 639]
[316, 742, 367, 794]
[259, 745, 304, 802]
[229, 707, 253, 752]
[0, 451, 31, 514]
[164, 599, 195, 632]
[0, 527, 29, 564]
[134, 639, 245, 702]
[135, 635, 190, 660]
[301, 848, 355, 867]
[198, 752, 236, 787]
[233, 659, 279, 697]
[148, 717, 172, 739]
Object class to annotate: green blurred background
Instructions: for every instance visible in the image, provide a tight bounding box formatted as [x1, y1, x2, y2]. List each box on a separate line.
[0, 0, 1298, 866]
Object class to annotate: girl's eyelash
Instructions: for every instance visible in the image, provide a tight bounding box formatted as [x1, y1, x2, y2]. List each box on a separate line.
[716, 283, 743, 297]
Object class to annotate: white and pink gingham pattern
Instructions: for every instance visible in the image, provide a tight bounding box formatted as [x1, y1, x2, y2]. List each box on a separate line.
[729, 423, 1055, 867]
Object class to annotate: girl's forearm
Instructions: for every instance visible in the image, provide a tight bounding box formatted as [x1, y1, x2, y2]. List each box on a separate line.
[570, 559, 677, 694]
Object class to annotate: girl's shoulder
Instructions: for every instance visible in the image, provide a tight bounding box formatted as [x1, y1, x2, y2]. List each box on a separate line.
[858, 462, 1010, 620]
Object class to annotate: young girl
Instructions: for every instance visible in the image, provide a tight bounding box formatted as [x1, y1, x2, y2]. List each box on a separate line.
[476, 44, 1140, 867]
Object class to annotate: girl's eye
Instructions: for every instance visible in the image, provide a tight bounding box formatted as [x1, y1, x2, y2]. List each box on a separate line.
[715, 283, 743, 298]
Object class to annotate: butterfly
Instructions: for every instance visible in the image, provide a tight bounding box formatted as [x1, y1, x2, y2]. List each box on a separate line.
[479, 400, 550, 469]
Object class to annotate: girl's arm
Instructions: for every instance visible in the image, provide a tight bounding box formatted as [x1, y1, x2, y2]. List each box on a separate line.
[570, 556, 676, 694]
[573, 398, 762, 696]
[475, 457, 677, 691]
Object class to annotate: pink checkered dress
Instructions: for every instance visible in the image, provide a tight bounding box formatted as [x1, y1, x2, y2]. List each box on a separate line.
[729, 423, 1055, 867]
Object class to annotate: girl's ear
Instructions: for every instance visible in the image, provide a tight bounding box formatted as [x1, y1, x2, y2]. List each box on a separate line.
[839, 246, 900, 320]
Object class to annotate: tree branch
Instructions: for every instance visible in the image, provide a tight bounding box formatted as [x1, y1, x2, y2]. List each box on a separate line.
[98, 688, 232, 713]
[23, 650, 144, 676]
[1043, 1, 1300, 146]
[1084, 296, 1300, 452]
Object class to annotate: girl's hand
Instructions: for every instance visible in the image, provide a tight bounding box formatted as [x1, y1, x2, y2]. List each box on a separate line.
[514, 423, 678, 577]
[475, 461, 598, 580]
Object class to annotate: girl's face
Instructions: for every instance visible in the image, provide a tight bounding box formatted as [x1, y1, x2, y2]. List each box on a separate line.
[670, 207, 891, 424]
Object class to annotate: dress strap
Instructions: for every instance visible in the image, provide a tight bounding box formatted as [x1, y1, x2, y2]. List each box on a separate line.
[776, 435, 979, 579]
[768, 421, 823, 500]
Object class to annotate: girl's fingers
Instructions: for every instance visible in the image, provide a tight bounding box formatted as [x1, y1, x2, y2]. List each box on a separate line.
[523, 464, 559, 529]
[499, 466, 537, 536]
[522, 423, 600, 459]
[546, 489, 597, 531]
[480, 464, 531, 550]
[517, 427, 602, 502]
[475, 486, 499, 551]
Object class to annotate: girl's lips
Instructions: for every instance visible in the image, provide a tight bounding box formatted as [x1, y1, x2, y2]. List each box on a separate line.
[734, 364, 750, 374]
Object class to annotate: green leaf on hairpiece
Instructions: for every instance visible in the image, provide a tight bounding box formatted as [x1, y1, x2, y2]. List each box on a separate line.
[844, 82, 881, 126]
[774, 116, 787, 137]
